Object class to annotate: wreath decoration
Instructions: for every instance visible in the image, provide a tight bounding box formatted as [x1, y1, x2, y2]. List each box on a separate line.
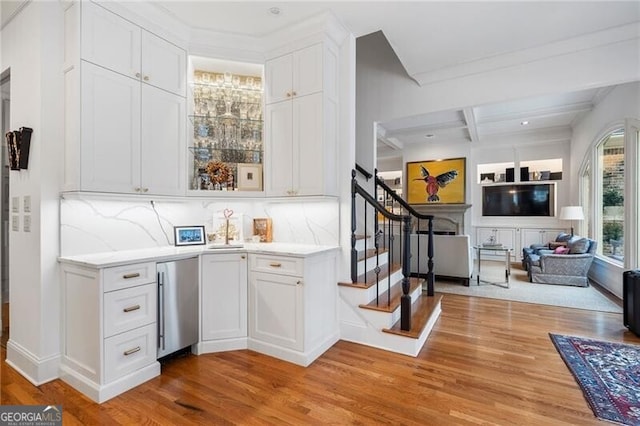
[206, 161, 232, 185]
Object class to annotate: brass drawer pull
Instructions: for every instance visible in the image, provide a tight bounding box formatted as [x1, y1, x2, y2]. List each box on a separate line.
[123, 346, 141, 356]
[269, 262, 282, 267]
[123, 273, 140, 279]
[123, 305, 141, 313]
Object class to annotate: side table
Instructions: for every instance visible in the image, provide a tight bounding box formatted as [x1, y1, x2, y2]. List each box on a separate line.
[474, 245, 512, 288]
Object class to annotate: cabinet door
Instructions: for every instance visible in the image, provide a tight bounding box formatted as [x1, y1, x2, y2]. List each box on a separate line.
[264, 101, 294, 196]
[141, 30, 186, 97]
[81, 62, 141, 193]
[81, 1, 141, 80]
[141, 85, 186, 196]
[293, 44, 323, 98]
[520, 228, 545, 252]
[249, 272, 303, 351]
[265, 54, 293, 104]
[201, 254, 248, 341]
[293, 93, 324, 196]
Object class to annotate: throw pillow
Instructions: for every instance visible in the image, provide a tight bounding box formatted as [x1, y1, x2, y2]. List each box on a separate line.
[569, 238, 590, 254]
[554, 246, 570, 254]
[555, 232, 572, 243]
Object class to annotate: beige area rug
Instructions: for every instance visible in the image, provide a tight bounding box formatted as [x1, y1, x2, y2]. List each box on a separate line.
[434, 261, 623, 313]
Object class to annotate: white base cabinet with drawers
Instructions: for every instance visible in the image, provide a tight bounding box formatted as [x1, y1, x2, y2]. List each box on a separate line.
[59, 261, 160, 403]
[248, 251, 339, 366]
[196, 253, 248, 354]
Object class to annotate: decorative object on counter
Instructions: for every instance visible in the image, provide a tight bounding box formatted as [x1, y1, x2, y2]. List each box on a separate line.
[253, 218, 273, 242]
[207, 232, 216, 243]
[237, 163, 263, 191]
[224, 208, 233, 245]
[212, 209, 242, 244]
[5, 127, 33, 170]
[173, 226, 206, 246]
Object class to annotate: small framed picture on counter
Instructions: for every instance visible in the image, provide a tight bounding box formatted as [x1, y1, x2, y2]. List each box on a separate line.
[174, 226, 206, 246]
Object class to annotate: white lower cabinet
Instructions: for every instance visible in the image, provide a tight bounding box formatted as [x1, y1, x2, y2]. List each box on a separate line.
[250, 271, 304, 351]
[248, 251, 339, 366]
[60, 261, 160, 403]
[197, 253, 248, 354]
[520, 228, 567, 258]
[475, 227, 517, 261]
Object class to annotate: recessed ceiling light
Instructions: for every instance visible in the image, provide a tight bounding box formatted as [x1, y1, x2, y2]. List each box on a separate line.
[268, 7, 281, 16]
[521, 121, 529, 126]
[424, 134, 435, 138]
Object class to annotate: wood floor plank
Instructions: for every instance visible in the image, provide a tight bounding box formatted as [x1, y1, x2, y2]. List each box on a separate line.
[2, 293, 638, 424]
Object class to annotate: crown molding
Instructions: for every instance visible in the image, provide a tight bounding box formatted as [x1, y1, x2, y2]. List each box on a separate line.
[411, 21, 640, 87]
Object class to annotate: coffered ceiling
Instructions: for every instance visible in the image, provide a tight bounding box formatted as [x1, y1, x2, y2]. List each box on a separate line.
[376, 86, 614, 159]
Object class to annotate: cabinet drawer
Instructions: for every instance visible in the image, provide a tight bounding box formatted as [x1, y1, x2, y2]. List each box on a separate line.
[104, 283, 157, 338]
[104, 323, 157, 383]
[103, 262, 156, 292]
[250, 254, 303, 276]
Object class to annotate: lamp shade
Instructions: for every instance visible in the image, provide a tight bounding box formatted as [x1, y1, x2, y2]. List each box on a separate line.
[559, 206, 584, 221]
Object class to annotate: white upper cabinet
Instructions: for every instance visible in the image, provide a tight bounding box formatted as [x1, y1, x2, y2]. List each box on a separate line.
[81, 1, 141, 80]
[81, 1, 186, 97]
[264, 42, 338, 197]
[140, 85, 186, 195]
[141, 30, 186, 97]
[65, 1, 187, 195]
[265, 43, 323, 104]
[81, 62, 141, 193]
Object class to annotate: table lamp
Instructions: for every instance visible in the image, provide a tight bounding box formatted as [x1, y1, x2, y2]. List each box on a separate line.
[559, 206, 584, 236]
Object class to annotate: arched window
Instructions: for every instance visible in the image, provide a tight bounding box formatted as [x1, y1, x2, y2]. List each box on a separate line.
[595, 128, 624, 263]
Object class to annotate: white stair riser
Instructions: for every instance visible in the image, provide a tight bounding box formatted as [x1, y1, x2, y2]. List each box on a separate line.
[357, 252, 389, 276]
[355, 284, 423, 329]
[339, 299, 442, 357]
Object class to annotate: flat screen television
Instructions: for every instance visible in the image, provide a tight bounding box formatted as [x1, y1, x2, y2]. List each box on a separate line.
[482, 184, 554, 216]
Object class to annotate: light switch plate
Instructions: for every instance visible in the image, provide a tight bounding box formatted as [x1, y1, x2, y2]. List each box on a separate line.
[11, 197, 19, 213]
[23, 196, 31, 213]
[23, 215, 31, 232]
[12, 215, 19, 232]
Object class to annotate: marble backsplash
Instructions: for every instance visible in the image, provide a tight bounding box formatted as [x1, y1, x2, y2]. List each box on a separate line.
[60, 196, 340, 256]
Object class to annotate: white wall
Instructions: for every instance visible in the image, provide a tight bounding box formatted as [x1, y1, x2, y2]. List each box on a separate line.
[1, 1, 64, 384]
[570, 82, 640, 298]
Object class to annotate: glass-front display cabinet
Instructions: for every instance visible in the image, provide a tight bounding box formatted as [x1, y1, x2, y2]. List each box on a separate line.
[188, 58, 264, 192]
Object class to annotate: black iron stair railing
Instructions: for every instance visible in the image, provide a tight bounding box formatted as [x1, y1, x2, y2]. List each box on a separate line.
[375, 172, 436, 296]
[351, 167, 435, 331]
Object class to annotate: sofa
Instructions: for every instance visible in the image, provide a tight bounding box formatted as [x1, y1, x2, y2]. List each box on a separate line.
[408, 234, 474, 286]
[525, 235, 597, 287]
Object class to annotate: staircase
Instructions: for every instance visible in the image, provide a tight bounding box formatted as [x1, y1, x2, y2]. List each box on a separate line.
[338, 169, 442, 357]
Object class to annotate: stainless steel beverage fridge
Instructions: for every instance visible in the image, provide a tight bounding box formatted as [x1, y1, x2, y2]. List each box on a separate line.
[156, 257, 199, 358]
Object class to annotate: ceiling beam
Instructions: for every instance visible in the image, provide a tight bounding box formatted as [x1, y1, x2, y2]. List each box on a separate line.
[385, 119, 467, 137]
[477, 101, 593, 124]
[462, 108, 479, 143]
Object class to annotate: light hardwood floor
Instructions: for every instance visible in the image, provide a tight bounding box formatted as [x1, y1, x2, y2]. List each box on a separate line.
[1, 293, 638, 425]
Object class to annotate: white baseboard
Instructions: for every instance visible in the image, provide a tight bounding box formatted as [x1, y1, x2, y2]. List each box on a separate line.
[194, 337, 248, 355]
[6, 340, 60, 386]
[248, 331, 340, 367]
[60, 362, 160, 403]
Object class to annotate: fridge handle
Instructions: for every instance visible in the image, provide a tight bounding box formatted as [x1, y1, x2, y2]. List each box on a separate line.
[157, 271, 165, 350]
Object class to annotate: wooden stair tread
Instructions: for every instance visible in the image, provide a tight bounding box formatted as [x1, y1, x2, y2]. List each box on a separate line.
[358, 277, 423, 313]
[338, 263, 401, 289]
[355, 234, 369, 240]
[382, 295, 443, 339]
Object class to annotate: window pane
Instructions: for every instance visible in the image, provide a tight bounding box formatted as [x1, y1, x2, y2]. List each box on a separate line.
[599, 129, 624, 262]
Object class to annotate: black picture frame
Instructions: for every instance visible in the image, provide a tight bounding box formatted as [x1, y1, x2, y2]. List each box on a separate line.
[174, 226, 206, 246]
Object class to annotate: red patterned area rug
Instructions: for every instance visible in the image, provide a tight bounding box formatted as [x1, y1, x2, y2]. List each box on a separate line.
[550, 334, 640, 425]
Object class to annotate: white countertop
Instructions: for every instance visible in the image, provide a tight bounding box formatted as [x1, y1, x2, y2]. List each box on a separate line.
[58, 242, 341, 268]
